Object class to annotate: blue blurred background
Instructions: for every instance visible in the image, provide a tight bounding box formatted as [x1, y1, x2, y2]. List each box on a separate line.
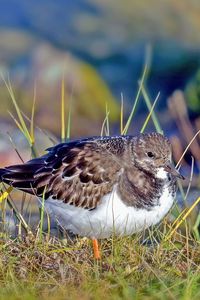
[0, 0, 200, 176]
[1, 0, 200, 99]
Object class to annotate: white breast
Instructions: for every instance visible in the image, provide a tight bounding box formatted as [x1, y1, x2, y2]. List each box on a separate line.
[44, 184, 175, 239]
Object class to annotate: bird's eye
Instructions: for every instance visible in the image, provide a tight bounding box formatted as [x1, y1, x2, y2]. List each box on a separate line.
[147, 151, 154, 158]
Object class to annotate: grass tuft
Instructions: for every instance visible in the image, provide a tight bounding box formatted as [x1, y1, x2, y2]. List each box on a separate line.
[0, 69, 199, 299]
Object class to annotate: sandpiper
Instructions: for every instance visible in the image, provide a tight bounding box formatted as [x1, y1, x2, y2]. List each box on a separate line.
[0, 133, 184, 258]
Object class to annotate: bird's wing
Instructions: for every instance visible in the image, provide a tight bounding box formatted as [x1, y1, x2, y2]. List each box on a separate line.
[0, 137, 124, 209]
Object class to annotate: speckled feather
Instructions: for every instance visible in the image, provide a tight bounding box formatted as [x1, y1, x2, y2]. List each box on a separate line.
[0, 133, 176, 211]
[0, 136, 126, 209]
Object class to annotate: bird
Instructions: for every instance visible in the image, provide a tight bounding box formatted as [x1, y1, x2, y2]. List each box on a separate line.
[0, 133, 184, 258]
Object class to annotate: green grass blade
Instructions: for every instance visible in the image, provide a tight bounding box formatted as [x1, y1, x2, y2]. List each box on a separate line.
[122, 63, 148, 135]
[30, 83, 36, 144]
[141, 85, 163, 133]
[8, 111, 25, 134]
[61, 75, 66, 142]
[66, 102, 72, 140]
[2, 75, 33, 146]
[120, 93, 124, 134]
[193, 213, 200, 240]
[66, 88, 74, 140]
[0, 185, 32, 236]
[39, 187, 46, 241]
[105, 102, 110, 136]
[140, 92, 160, 133]
[6, 79, 32, 144]
[100, 105, 110, 136]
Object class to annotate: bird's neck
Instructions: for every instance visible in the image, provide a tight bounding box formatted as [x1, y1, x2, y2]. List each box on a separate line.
[118, 166, 165, 209]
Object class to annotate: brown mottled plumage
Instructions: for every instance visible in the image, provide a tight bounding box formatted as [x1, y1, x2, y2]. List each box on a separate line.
[0, 134, 183, 211]
[0, 133, 185, 239]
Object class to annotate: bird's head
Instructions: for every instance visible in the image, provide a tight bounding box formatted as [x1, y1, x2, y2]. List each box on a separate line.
[130, 133, 184, 180]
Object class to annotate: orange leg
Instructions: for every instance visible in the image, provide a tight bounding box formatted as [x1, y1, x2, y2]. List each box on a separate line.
[92, 239, 101, 259]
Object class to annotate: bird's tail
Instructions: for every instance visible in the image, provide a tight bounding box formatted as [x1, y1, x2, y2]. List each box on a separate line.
[0, 160, 46, 195]
[0, 168, 8, 182]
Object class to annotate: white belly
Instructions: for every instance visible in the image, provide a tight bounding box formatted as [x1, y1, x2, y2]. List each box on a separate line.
[44, 184, 174, 239]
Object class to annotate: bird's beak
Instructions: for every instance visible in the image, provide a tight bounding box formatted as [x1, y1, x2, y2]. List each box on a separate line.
[164, 164, 185, 180]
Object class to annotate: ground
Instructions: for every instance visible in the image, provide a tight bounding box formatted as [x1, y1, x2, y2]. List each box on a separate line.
[0, 226, 199, 300]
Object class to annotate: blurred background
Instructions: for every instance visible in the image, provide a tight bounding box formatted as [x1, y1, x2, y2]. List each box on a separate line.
[0, 0, 200, 180]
